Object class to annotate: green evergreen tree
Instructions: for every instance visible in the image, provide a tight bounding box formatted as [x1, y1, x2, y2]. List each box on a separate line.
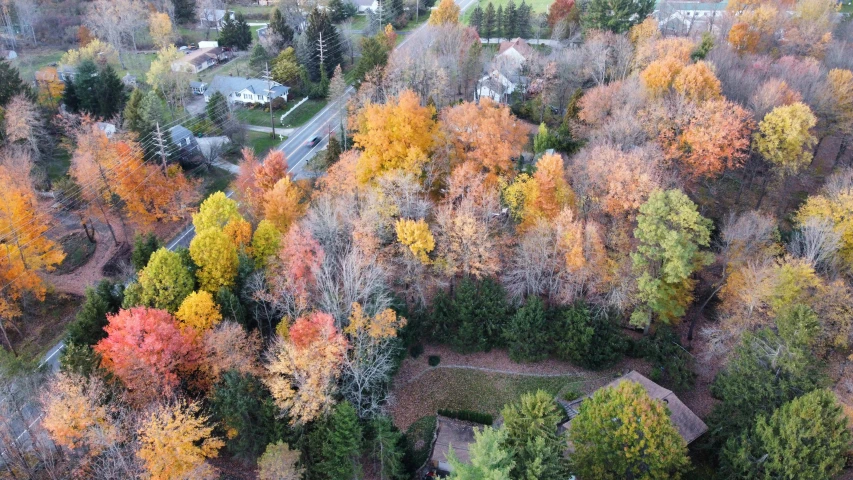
[428, 288, 455, 340]
[73, 60, 99, 115]
[582, 0, 655, 33]
[368, 416, 405, 480]
[0, 59, 32, 107]
[220, 12, 252, 50]
[496, 5, 504, 40]
[317, 401, 363, 480]
[210, 371, 288, 458]
[235, 13, 253, 50]
[533, 123, 556, 154]
[354, 35, 389, 82]
[270, 8, 295, 49]
[504, 0, 518, 38]
[65, 280, 124, 347]
[249, 43, 270, 71]
[389, 0, 405, 25]
[217, 288, 247, 327]
[206, 91, 230, 129]
[173, 0, 195, 24]
[483, 3, 496, 42]
[131, 233, 162, 271]
[325, 135, 342, 166]
[705, 328, 826, 456]
[516, 1, 532, 37]
[501, 390, 566, 479]
[95, 64, 126, 119]
[690, 32, 714, 61]
[305, 8, 343, 81]
[721, 389, 851, 480]
[551, 303, 625, 369]
[123, 88, 145, 133]
[62, 78, 79, 113]
[453, 277, 511, 351]
[470, 5, 484, 33]
[504, 296, 549, 362]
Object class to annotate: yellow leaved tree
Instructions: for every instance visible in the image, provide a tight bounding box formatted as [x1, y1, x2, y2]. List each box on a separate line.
[395, 218, 435, 264]
[176, 291, 223, 332]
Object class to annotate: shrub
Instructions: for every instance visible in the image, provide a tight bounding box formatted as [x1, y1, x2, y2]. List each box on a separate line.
[562, 388, 583, 402]
[410, 343, 424, 358]
[428, 355, 440, 366]
[437, 409, 494, 425]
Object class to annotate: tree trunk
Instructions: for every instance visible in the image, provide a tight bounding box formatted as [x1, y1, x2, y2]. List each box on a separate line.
[0, 318, 17, 357]
[755, 174, 771, 209]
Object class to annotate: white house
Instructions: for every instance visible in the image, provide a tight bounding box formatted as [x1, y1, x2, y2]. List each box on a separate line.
[353, 0, 379, 13]
[190, 81, 208, 95]
[655, 1, 727, 34]
[199, 9, 234, 30]
[477, 70, 516, 104]
[171, 47, 230, 74]
[204, 75, 290, 105]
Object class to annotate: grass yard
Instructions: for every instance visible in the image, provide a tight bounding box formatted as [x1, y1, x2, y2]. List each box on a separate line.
[348, 15, 368, 30]
[235, 105, 289, 127]
[400, 10, 432, 32]
[198, 55, 254, 83]
[122, 52, 157, 81]
[281, 99, 328, 128]
[463, 0, 553, 21]
[841, 3, 853, 13]
[11, 49, 64, 81]
[392, 368, 586, 429]
[45, 147, 71, 182]
[193, 166, 236, 199]
[233, 5, 274, 19]
[179, 26, 220, 46]
[245, 130, 284, 156]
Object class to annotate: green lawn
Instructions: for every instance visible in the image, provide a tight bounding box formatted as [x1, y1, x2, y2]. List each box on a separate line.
[245, 130, 283, 156]
[122, 52, 157, 81]
[235, 104, 292, 127]
[11, 49, 64, 81]
[400, 10, 432, 32]
[463, 0, 554, 22]
[233, 5, 274, 19]
[347, 15, 368, 30]
[281, 99, 328, 128]
[197, 55, 255, 83]
[397, 368, 588, 422]
[194, 167, 236, 199]
[841, 3, 853, 13]
[179, 26, 219, 46]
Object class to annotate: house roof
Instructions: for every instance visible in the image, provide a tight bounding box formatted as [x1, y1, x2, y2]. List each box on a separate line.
[352, 0, 377, 6]
[429, 417, 482, 471]
[559, 371, 708, 446]
[206, 75, 290, 99]
[656, 0, 727, 11]
[169, 125, 194, 145]
[498, 38, 534, 60]
[190, 81, 207, 88]
[176, 47, 224, 68]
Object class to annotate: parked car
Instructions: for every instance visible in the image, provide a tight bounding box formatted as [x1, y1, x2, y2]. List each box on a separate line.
[305, 136, 322, 147]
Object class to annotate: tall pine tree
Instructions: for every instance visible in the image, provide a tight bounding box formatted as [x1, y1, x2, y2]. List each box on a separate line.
[316, 402, 363, 480]
[504, 0, 517, 39]
[495, 5, 504, 40]
[483, 3, 496, 43]
[173, 0, 195, 24]
[270, 8, 294, 49]
[305, 8, 343, 81]
[73, 60, 99, 115]
[470, 5, 484, 34]
[517, 0, 532, 38]
[96, 64, 126, 119]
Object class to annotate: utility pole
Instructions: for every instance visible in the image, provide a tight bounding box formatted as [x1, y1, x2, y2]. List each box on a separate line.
[262, 61, 276, 138]
[153, 122, 171, 174]
[317, 31, 325, 67]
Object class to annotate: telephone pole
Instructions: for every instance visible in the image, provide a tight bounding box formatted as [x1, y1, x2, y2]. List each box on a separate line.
[262, 62, 276, 138]
[317, 31, 325, 67]
[153, 122, 171, 174]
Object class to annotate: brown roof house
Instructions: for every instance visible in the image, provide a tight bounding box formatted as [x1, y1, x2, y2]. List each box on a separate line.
[496, 38, 535, 71]
[429, 417, 484, 474]
[171, 46, 230, 74]
[559, 371, 708, 447]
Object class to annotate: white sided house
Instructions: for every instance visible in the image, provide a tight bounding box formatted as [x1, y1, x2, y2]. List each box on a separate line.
[353, 0, 380, 12]
[496, 37, 535, 72]
[204, 75, 290, 105]
[477, 70, 516, 104]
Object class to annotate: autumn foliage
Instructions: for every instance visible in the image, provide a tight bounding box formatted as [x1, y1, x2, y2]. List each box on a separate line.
[94, 307, 202, 405]
[264, 312, 348, 424]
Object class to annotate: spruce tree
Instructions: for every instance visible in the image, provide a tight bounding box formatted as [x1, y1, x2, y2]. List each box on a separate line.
[582, 0, 655, 33]
[318, 402, 363, 480]
[270, 8, 295, 49]
[173, 0, 195, 24]
[249, 43, 270, 70]
[123, 88, 145, 133]
[368, 417, 405, 480]
[0, 59, 32, 107]
[502, 390, 566, 479]
[235, 13, 253, 50]
[470, 5, 484, 34]
[305, 8, 343, 81]
[483, 3, 496, 42]
[73, 60, 99, 115]
[66, 280, 124, 347]
[96, 64, 126, 119]
[504, 296, 549, 362]
[517, 0, 532, 37]
[62, 78, 79, 113]
[495, 5, 504, 40]
[210, 371, 287, 458]
[131, 233, 162, 271]
[504, 0, 517, 38]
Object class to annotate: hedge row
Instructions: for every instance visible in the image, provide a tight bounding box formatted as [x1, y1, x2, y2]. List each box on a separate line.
[437, 409, 493, 425]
